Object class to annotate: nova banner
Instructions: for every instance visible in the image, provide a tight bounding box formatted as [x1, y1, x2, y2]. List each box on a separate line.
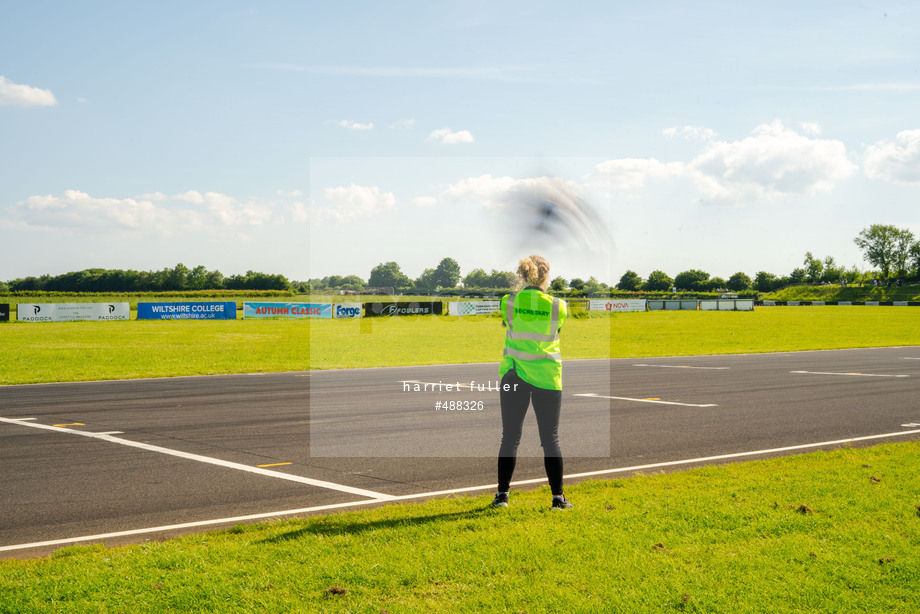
[137, 302, 236, 320]
[589, 299, 647, 312]
[364, 301, 443, 317]
[243, 302, 332, 319]
[0, 304, 9, 322]
[448, 300, 501, 316]
[17, 303, 130, 322]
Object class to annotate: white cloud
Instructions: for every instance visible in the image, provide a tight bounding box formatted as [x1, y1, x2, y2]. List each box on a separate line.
[0, 76, 57, 108]
[174, 190, 273, 226]
[319, 184, 396, 222]
[440, 173, 587, 211]
[662, 125, 716, 141]
[800, 122, 821, 136]
[411, 196, 437, 207]
[440, 173, 527, 208]
[290, 201, 311, 224]
[336, 119, 374, 130]
[864, 129, 920, 184]
[11, 190, 191, 232]
[7, 189, 277, 235]
[687, 120, 857, 204]
[594, 121, 857, 205]
[390, 118, 415, 130]
[427, 127, 475, 144]
[593, 158, 684, 190]
[76, 96, 89, 104]
[440, 173, 609, 251]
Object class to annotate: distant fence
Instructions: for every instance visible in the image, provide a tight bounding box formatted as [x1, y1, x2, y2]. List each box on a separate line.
[648, 300, 754, 311]
[757, 301, 920, 307]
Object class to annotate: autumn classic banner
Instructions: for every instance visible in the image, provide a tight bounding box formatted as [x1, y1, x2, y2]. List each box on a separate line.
[243, 302, 333, 319]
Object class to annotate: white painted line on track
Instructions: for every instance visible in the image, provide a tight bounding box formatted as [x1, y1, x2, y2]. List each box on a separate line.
[574, 393, 717, 408]
[0, 417, 392, 501]
[902, 357, 920, 360]
[4, 427, 920, 554]
[634, 364, 729, 370]
[790, 370, 909, 378]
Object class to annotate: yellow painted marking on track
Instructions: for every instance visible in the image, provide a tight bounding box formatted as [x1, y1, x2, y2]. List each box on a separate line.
[52, 423, 85, 427]
[644, 398, 661, 401]
[257, 462, 292, 468]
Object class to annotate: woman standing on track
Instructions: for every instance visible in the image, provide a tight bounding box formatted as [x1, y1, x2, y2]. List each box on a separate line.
[492, 255, 573, 510]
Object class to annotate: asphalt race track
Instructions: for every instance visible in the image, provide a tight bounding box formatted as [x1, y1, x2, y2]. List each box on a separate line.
[2, 347, 920, 557]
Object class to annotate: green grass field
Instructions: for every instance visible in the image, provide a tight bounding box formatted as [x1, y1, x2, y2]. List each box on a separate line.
[1, 307, 919, 385]
[2, 443, 919, 612]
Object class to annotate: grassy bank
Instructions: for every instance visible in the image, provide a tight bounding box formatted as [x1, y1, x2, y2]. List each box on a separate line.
[2, 442, 919, 612]
[2, 307, 919, 385]
[761, 283, 920, 303]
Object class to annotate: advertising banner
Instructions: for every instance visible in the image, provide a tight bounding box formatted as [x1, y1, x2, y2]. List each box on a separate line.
[588, 299, 647, 312]
[243, 302, 332, 319]
[0, 304, 9, 322]
[17, 303, 130, 322]
[448, 300, 501, 316]
[364, 301, 443, 317]
[334, 303, 363, 319]
[137, 302, 236, 320]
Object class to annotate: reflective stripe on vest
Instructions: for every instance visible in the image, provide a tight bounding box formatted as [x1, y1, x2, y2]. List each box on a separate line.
[503, 347, 563, 361]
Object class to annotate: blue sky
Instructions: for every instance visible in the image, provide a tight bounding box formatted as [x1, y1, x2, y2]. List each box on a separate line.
[2, 1, 918, 285]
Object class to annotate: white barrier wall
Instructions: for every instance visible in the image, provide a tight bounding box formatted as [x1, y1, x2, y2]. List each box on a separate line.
[700, 300, 754, 311]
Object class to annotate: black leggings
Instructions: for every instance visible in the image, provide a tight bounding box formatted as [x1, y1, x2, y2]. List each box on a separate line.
[497, 370, 564, 495]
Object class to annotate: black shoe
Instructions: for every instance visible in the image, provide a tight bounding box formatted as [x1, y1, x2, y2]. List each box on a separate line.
[551, 495, 573, 510]
[491, 492, 509, 508]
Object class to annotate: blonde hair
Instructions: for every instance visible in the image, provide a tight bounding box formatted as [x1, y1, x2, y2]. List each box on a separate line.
[517, 255, 551, 290]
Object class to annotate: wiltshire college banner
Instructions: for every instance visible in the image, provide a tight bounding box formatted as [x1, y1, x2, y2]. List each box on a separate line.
[137, 302, 237, 320]
[243, 302, 332, 319]
[17, 303, 130, 322]
[364, 301, 443, 317]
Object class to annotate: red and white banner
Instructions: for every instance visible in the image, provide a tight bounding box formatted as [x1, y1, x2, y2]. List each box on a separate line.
[589, 299, 647, 312]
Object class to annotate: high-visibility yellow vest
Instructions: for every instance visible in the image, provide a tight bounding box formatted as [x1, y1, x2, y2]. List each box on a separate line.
[499, 289, 567, 390]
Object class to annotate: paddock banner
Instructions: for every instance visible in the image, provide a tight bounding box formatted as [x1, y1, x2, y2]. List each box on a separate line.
[243, 302, 332, 319]
[0, 304, 9, 322]
[137, 301, 237, 320]
[589, 299, 647, 312]
[448, 300, 501, 316]
[364, 301, 443, 317]
[17, 303, 130, 322]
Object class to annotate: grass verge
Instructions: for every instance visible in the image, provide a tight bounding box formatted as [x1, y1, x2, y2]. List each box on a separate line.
[1, 307, 919, 385]
[2, 442, 919, 612]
